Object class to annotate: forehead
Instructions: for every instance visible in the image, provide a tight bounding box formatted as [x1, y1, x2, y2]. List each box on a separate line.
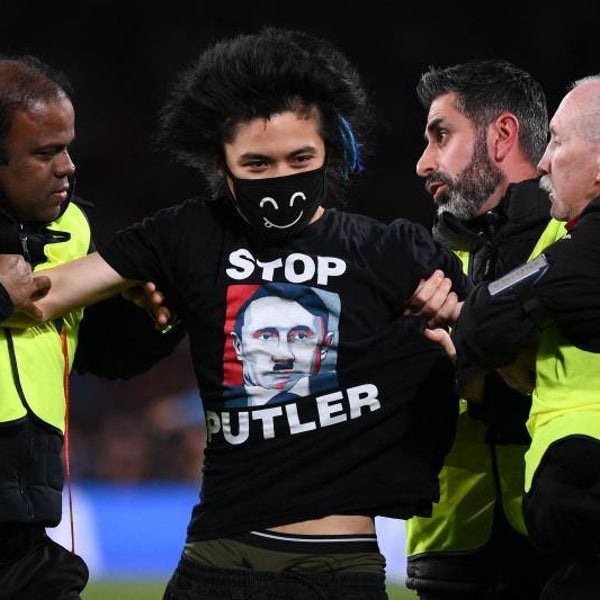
[8, 97, 75, 146]
[425, 93, 474, 132]
[244, 296, 317, 328]
[225, 111, 323, 156]
[550, 83, 599, 134]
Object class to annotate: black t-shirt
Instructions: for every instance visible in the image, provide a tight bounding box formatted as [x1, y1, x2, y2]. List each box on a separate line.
[100, 199, 471, 541]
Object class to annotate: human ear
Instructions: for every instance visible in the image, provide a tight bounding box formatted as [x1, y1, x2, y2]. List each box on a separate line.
[492, 113, 519, 162]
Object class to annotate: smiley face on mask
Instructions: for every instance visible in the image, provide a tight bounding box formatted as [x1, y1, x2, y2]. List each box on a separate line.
[228, 167, 327, 241]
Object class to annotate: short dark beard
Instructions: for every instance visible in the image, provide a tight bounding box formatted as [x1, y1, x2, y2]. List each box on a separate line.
[435, 132, 504, 220]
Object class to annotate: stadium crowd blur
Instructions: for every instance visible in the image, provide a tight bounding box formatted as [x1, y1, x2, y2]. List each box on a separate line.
[69, 339, 205, 482]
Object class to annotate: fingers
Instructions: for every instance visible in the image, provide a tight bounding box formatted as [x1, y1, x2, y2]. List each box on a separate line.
[149, 289, 165, 307]
[0, 254, 22, 270]
[405, 270, 461, 328]
[422, 272, 453, 313]
[146, 287, 169, 325]
[405, 270, 445, 315]
[31, 275, 51, 301]
[153, 306, 172, 330]
[0, 256, 48, 319]
[122, 282, 161, 309]
[120, 281, 174, 330]
[424, 327, 457, 363]
[143, 281, 157, 294]
[426, 291, 458, 327]
[451, 300, 464, 323]
[404, 279, 426, 314]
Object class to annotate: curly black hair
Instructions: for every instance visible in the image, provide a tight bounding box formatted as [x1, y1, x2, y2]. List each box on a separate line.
[158, 27, 374, 201]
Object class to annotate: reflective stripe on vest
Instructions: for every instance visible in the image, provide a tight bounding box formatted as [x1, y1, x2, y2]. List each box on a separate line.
[0, 203, 90, 432]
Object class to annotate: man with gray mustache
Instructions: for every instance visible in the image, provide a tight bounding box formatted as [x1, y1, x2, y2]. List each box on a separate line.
[456, 74, 600, 599]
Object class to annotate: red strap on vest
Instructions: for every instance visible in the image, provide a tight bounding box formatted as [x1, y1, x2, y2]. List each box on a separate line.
[61, 328, 75, 554]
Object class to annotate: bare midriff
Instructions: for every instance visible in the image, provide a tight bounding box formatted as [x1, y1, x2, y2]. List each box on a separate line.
[268, 514, 375, 535]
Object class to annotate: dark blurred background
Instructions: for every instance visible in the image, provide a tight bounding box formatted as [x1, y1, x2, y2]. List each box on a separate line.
[2, 0, 597, 482]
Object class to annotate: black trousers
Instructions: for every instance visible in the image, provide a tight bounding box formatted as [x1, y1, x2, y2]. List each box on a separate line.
[0, 525, 88, 600]
[523, 435, 600, 600]
[163, 556, 389, 600]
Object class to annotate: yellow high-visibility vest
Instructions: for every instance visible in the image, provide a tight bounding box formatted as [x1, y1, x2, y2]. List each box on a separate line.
[526, 327, 600, 491]
[0, 203, 91, 433]
[406, 218, 566, 555]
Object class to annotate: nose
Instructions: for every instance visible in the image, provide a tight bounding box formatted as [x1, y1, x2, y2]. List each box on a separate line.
[272, 336, 294, 361]
[55, 149, 76, 178]
[416, 145, 434, 178]
[537, 147, 550, 176]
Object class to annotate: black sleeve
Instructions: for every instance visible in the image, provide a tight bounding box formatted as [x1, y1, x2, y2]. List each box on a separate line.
[533, 212, 600, 351]
[99, 216, 171, 286]
[453, 280, 545, 371]
[454, 207, 600, 371]
[0, 283, 13, 322]
[385, 218, 473, 302]
[73, 294, 186, 380]
[0, 225, 22, 254]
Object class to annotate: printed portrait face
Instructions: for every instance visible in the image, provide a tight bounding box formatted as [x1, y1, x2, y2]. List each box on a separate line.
[232, 295, 333, 392]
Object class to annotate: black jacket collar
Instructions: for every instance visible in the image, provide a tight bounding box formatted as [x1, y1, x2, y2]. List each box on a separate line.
[432, 178, 551, 252]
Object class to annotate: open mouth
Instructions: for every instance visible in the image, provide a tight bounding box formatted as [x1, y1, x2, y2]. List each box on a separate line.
[427, 182, 448, 202]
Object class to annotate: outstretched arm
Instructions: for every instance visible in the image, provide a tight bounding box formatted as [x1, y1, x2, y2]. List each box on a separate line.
[4, 251, 134, 326]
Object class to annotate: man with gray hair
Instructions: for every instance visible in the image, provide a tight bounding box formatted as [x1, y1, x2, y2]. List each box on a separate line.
[456, 74, 600, 599]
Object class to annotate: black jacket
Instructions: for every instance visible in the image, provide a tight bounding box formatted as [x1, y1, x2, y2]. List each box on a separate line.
[434, 178, 552, 444]
[456, 196, 600, 370]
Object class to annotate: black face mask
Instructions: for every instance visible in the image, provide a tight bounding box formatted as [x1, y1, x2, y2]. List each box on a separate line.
[228, 167, 327, 241]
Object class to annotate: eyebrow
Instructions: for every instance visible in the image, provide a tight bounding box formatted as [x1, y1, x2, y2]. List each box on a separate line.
[287, 145, 318, 156]
[33, 142, 69, 153]
[424, 117, 444, 139]
[238, 152, 269, 161]
[238, 146, 318, 161]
